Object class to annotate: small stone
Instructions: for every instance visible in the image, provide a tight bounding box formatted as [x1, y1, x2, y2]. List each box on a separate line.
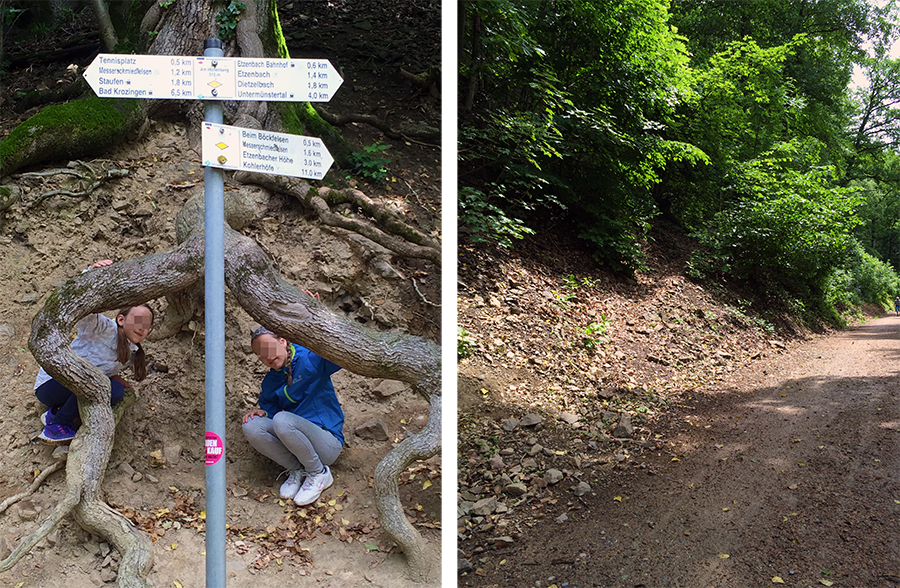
[504, 482, 528, 496]
[521, 458, 538, 469]
[573, 481, 592, 496]
[371, 379, 406, 398]
[527, 444, 543, 456]
[520, 413, 543, 427]
[232, 486, 248, 497]
[0, 536, 15, 560]
[488, 536, 515, 546]
[163, 443, 182, 467]
[500, 418, 519, 432]
[613, 414, 634, 439]
[99, 542, 111, 557]
[132, 472, 143, 482]
[100, 568, 117, 583]
[52, 445, 69, 460]
[559, 412, 580, 424]
[457, 550, 474, 574]
[555, 512, 568, 523]
[489, 455, 505, 470]
[354, 418, 389, 441]
[499, 448, 515, 456]
[18, 294, 38, 303]
[146, 473, 159, 484]
[601, 411, 619, 421]
[545, 468, 564, 485]
[470, 497, 498, 516]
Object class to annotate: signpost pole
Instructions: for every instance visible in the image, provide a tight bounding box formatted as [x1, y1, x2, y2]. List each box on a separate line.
[202, 38, 227, 588]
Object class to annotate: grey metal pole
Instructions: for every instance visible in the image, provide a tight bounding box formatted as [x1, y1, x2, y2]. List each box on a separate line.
[202, 37, 227, 588]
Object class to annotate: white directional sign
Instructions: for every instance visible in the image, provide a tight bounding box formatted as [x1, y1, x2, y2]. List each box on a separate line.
[84, 53, 342, 102]
[201, 122, 334, 180]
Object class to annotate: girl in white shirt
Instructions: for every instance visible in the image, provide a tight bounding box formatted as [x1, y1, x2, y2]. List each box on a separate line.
[34, 260, 154, 445]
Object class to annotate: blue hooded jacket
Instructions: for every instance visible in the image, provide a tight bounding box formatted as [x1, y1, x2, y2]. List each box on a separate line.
[258, 344, 344, 444]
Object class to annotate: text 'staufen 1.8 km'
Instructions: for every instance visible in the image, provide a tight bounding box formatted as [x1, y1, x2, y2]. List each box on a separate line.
[83, 54, 343, 102]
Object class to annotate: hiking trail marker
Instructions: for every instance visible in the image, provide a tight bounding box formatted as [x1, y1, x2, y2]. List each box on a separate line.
[84, 53, 343, 102]
[85, 41, 342, 588]
[201, 123, 334, 179]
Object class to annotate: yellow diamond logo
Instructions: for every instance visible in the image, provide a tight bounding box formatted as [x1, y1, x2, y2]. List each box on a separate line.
[208, 80, 222, 89]
[215, 142, 228, 150]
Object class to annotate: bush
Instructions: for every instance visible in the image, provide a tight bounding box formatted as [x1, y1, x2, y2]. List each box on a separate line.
[825, 241, 900, 311]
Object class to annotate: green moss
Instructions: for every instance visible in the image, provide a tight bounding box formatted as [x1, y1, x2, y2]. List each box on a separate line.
[0, 96, 142, 176]
[0, 186, 10, 197]
[268, 0, 290, 59]
[278, 102, 353, 167]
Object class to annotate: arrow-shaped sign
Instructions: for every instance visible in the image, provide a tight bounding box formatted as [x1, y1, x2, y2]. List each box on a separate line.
[83, 54, 342, 102]
[201, 122, 334, 180]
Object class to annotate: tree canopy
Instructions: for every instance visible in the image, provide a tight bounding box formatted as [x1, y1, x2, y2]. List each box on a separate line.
[459, 0, 900, 321]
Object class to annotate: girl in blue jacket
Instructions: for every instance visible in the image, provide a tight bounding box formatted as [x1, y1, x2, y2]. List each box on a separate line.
[242, 326, 344, 505]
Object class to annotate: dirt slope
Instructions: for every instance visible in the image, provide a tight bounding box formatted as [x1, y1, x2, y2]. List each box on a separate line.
[458, 233, 900, 588]
[0, 2, 441, 586]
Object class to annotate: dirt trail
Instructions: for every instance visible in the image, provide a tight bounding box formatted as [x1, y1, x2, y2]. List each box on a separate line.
[463, 316, 900, 588]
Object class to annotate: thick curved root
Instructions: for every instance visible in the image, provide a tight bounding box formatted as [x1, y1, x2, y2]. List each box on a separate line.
[74, 501, 153, 588]
[373, 395, 441, 582]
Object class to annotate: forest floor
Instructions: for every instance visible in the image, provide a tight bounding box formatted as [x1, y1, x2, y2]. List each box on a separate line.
[457, 222, 900, 588]
[0, 1, 441, 587]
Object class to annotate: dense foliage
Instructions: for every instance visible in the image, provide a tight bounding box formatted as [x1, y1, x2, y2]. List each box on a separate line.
[459, 0, 900, 324]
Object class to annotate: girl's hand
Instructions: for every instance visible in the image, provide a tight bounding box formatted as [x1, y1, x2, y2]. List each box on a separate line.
[242, 409, 266, 424]
[303, 289, 320, 301]
[90, 259, 114, 269]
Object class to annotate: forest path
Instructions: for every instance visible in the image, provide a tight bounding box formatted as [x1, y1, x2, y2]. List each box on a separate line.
[462, 315, 900, 588]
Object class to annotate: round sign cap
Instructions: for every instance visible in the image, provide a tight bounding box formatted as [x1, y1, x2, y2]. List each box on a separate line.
[204, 38, 223, 49]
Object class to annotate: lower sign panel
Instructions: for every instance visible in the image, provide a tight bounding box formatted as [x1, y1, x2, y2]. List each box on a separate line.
[201, 122, 334, 179]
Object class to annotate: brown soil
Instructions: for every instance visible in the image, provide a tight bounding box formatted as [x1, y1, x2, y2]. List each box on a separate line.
[457, 229, 900, 588]
[0, 2, 441, 587]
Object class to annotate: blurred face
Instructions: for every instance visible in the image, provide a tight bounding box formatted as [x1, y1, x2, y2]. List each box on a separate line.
[252, 333, 289, 370]
[117, 306, 153, 344]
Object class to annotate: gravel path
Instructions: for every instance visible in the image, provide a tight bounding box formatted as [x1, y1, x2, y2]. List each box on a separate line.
[462, 315, 900, 588]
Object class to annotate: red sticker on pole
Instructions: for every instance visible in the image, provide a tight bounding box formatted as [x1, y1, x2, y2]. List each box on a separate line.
[205, 431, 223, 465]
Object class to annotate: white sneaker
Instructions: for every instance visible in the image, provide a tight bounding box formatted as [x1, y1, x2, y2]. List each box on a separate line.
[279, 469, 306, 500]
[293, 466, 333, 505]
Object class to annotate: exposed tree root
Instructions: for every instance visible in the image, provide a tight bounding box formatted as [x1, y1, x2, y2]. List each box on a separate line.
[314, 106, 440, 143]
[234, 171, 441, 265]
[8, 183, 440, 584]
[0, 475, 81, 573]
[0, 460, 65, 516]
[15, 164, 129, 208]
[374, 394, 441, 582]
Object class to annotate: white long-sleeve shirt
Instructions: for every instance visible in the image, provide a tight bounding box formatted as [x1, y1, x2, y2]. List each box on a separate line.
[34, 313, 137, 389]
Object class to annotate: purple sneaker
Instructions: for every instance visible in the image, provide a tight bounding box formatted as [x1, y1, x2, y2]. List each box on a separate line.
[39, 423, 76, 445]
[40, 410, 56, 426]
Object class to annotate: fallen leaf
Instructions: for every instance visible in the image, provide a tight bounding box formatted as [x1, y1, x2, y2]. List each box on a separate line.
[772, 577, 785, 584]
[613, 496, 622, 502]
[671, 457, 680, 462]
[341, 518, 350, 525]
[422, 479, 432, 490]
[174, 582, 183, 588]
[170, 543, 177, 550]
[819, 580, 834, 586]
[718, 553, 730, 559]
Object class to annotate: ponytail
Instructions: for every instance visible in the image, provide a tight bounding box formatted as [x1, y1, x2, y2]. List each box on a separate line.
[116, 304, 154, 382]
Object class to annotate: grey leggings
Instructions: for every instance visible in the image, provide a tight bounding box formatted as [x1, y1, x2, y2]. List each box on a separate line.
[242, 411, 342, 475]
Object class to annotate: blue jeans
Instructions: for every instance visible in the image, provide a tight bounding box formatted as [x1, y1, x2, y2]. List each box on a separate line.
[35, 378, 125, 426]
[242, 411, 342, 475]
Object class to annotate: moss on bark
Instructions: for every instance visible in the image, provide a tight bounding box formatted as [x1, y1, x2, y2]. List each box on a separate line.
[0, 96, 145, 177]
